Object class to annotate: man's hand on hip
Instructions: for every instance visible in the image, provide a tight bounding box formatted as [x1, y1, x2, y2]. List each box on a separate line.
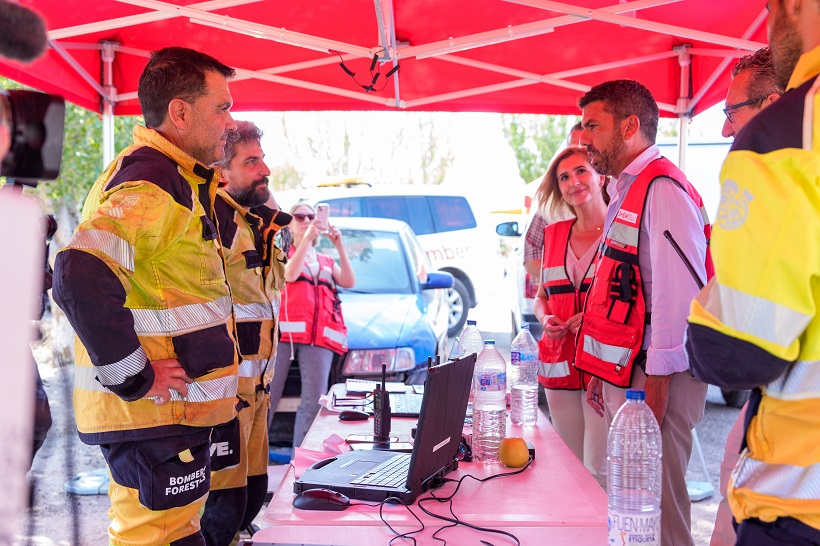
[645, 374, 672, 427]
[145, 358, 193, 405]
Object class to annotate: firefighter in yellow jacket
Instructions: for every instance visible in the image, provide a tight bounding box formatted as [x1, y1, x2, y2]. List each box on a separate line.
[53, 47, 239, 546]
[686, 2, 820, 544]
[200, 122, 290, 545]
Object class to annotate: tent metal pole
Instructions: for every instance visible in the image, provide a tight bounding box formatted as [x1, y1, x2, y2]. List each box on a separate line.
[508, 0, 764, 51]
[689, 8, 768, 112]
[101, 42, 117, 168]
[676, 45, 691, 171]
[51, 0, 260, 40]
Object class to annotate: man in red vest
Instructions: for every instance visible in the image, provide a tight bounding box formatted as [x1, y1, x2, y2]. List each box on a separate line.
[576, 80, 711, 546]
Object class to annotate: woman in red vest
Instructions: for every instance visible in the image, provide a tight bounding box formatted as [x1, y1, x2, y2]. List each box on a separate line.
[270, 202, 356, 448]
[533, 146, 608, 489]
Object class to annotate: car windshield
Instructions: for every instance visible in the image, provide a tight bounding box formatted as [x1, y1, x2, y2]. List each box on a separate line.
[316, 229, 412, 294]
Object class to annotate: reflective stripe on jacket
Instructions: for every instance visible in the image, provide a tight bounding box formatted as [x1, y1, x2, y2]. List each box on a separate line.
[687, 46, 820, 535]
[575, 157, 713, 387]
[279, 251, 348, 355]
[54, 125, 239, 444]
[215, 190, 290, 395]
[537, 219, 592, 390]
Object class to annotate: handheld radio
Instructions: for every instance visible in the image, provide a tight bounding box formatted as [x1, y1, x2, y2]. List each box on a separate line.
[373, 364, 392, 443]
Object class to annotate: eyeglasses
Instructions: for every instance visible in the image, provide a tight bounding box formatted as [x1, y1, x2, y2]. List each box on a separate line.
[723, 96, 767, 123]
[292, 213, 315, 222]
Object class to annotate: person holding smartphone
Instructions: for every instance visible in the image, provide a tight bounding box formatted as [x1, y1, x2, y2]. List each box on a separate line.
[269, 202, 356, 448]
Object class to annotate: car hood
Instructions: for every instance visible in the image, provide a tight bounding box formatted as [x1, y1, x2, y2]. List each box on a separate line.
[340, 293, 419, 349]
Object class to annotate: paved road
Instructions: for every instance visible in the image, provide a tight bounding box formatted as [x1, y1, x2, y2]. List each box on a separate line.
[467, 255, 738, 546]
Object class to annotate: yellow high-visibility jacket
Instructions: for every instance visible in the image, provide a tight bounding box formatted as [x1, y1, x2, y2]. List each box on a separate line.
[53, 125, 239, 444]
[214, 189, 290, 395]
[686, 45, 820, 534]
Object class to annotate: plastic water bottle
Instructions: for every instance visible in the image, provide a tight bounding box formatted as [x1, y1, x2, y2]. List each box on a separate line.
[510, 324, 539, 425]
[457, 320, 484, 357]
[457, 320, 484, 402]
[607, 389, 662, 545]
[472, 340, 507, 463]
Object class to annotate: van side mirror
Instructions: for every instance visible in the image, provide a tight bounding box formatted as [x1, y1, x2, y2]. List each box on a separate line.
[496, 221, 522, 237]
[422, 271, 454, 290]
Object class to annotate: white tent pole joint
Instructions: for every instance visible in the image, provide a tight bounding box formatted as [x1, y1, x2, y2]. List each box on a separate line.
[101, 41, 118, 167]
[675, 44, 692, 116]
[675, 44, 691, 170]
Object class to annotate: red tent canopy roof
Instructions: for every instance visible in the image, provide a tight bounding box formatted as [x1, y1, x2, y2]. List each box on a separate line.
[1, 0, 767, 117]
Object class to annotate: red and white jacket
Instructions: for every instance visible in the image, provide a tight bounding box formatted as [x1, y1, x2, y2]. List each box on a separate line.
[537, 219, 594, 391]
[574, 157, 713, 387]
[279, 251, 348, 355]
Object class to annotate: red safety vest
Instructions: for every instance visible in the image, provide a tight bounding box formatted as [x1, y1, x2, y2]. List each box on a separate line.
[278, 251, 348, 355]
[537, 219, 594, 390]
[574, 157, 714, 387]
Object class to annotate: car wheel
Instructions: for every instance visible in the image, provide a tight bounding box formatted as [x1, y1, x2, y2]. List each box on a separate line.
[721, 388, 751, 408]
[447, 277, 469, 337]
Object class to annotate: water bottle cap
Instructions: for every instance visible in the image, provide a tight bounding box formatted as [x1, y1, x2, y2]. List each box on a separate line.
[484, 340, 495, 346]
[521, 323, 530, 331]
[626, 389, 646, 401]
[466, 320, 477, 327]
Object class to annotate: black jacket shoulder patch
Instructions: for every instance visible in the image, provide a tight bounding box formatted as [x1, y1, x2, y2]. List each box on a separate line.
[214, 194, 239, 247]
[105, 147, 193, 210]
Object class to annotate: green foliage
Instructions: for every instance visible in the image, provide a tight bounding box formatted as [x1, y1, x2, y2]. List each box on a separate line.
[501, 114, 579, 183]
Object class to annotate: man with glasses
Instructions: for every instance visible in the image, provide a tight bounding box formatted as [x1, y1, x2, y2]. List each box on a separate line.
[711, 47, 782, 546]
[686, 1, 820, 544]
[721, 48, 784, 139]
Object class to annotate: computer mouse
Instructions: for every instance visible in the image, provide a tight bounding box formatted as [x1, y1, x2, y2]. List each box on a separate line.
[338, 409, 370, 421]
[292, 488, 351, 511]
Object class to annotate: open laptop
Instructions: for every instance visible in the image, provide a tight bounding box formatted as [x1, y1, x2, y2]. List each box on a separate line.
[293, 353, 476, 504]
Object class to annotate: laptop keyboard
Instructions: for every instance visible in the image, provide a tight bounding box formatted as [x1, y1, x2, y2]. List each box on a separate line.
[350, 454, 411, 488]
[391, 393, 423, 415]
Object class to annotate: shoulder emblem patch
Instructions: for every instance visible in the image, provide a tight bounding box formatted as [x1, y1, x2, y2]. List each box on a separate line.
[616, 209, 638, 225]
[717, 179, 754, 230]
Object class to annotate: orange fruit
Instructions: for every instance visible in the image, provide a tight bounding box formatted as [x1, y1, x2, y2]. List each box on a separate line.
[499, 437, 529, 468]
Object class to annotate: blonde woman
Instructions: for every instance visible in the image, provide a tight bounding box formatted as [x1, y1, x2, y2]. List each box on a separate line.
[533, 146, 608, 488]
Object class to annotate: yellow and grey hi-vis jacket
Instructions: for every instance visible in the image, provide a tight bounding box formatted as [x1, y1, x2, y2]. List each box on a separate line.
[686, 45, 820, 535]
[53, 125, 240, 445]
[214, 189, 290, 395]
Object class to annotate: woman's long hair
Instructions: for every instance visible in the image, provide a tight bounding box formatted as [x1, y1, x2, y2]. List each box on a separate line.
[534, 147, 608, 221]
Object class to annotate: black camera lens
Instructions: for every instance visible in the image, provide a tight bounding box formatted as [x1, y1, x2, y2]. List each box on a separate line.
[0, 90, 65, 183]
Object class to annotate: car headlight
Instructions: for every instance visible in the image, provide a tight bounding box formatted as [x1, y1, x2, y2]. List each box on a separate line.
[342, 347, 416, 376]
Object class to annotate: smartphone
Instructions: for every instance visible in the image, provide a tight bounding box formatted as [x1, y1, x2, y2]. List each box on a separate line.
[350, 442, 414, 453]
[314, 202, 329, 233]
[346, 434, 398, 444]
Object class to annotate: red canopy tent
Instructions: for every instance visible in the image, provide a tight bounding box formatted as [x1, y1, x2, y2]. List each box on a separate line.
[1, 0, 767, 118]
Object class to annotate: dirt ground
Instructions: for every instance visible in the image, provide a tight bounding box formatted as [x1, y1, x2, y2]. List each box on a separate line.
[18, 364, 110, 546]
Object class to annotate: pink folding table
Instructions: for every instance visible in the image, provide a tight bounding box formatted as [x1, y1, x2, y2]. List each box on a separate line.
[253, 385, 607, 545]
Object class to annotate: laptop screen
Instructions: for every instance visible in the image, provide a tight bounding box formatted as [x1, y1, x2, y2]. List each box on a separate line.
[405, 353, 476, 491]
